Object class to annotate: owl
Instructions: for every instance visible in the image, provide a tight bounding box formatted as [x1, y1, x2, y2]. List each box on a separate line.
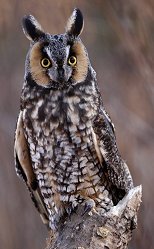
[14, 8, 133, 229]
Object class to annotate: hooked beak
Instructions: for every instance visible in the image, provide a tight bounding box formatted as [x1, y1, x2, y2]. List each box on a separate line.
[57, 68, 69, 84]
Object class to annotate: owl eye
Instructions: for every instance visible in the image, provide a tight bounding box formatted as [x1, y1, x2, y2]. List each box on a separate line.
[68, 56, 77, 66]
[41, 58, 51, 68]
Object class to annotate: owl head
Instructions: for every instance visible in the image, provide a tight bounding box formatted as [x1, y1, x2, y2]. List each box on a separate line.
[23, 9, 90, 90]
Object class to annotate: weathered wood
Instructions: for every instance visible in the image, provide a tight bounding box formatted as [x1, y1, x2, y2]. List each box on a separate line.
[46, 186, 142, 249]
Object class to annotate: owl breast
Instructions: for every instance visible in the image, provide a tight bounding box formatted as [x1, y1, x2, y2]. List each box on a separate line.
[22, 84, 113, 226]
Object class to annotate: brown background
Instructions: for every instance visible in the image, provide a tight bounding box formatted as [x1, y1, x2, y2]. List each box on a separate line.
[0, 1, 154, 248]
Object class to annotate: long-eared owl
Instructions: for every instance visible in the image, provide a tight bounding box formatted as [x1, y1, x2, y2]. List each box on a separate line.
[14, 8, 133, 229]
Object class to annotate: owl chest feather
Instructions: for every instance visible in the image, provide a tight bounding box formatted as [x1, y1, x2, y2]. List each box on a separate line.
[24, 89, 97, 161]
[22, 83, 111, 215]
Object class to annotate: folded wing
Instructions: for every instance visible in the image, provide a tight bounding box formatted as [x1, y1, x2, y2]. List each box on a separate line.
[14, 111, 49, 227]
[92, 107, 134, 204]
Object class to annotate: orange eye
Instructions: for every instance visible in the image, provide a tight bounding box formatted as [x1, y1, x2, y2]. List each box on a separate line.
[41, 58, 51, 68]
[68, 56, 77, 66]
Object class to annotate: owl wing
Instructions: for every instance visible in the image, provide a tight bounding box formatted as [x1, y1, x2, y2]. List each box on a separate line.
[14, 111, 49, 227]
[92, 107, 134, 204]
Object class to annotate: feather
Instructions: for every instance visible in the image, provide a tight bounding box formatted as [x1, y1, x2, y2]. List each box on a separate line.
[14, 111, 49, 226]
[92, 107, 134, 201]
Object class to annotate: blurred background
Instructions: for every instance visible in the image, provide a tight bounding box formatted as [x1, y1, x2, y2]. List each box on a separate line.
[0, 0, 153, 248]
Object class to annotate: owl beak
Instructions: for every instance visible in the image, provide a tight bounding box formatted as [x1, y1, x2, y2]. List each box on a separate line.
[48, 67, 69, 85]
[57, 68, 68, 84]
[57, 68, 64, 83]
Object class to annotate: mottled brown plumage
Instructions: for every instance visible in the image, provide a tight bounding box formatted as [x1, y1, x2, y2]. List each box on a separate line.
[14, 8, 133, 230]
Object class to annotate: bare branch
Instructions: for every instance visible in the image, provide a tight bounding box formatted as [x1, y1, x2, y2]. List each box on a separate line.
[46, 186, 142, 249]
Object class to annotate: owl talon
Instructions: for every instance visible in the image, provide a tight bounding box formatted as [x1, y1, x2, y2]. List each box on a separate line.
[82, 199, 95, 216]
[66, 206, 73, 217]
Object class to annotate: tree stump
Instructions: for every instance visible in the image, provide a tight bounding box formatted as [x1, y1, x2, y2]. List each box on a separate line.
[46, 185, 142, 249]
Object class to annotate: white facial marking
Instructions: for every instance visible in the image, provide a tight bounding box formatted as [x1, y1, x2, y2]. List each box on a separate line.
[45, 47, 52, 59]
[65, 45, 70, 61]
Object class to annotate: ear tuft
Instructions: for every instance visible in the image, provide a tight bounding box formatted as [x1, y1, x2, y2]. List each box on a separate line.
[22, 15, 45, 41]
[66, 8, 84, 37]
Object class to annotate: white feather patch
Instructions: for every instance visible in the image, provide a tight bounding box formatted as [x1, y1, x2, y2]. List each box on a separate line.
[45, 47, 52, 59]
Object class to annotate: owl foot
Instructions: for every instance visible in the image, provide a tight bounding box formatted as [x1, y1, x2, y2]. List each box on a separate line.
[82, 198, 95, 216]
[66, 205, 73, 218]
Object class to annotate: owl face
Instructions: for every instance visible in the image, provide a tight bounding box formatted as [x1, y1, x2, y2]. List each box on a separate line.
[23, 9, 89, 90]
